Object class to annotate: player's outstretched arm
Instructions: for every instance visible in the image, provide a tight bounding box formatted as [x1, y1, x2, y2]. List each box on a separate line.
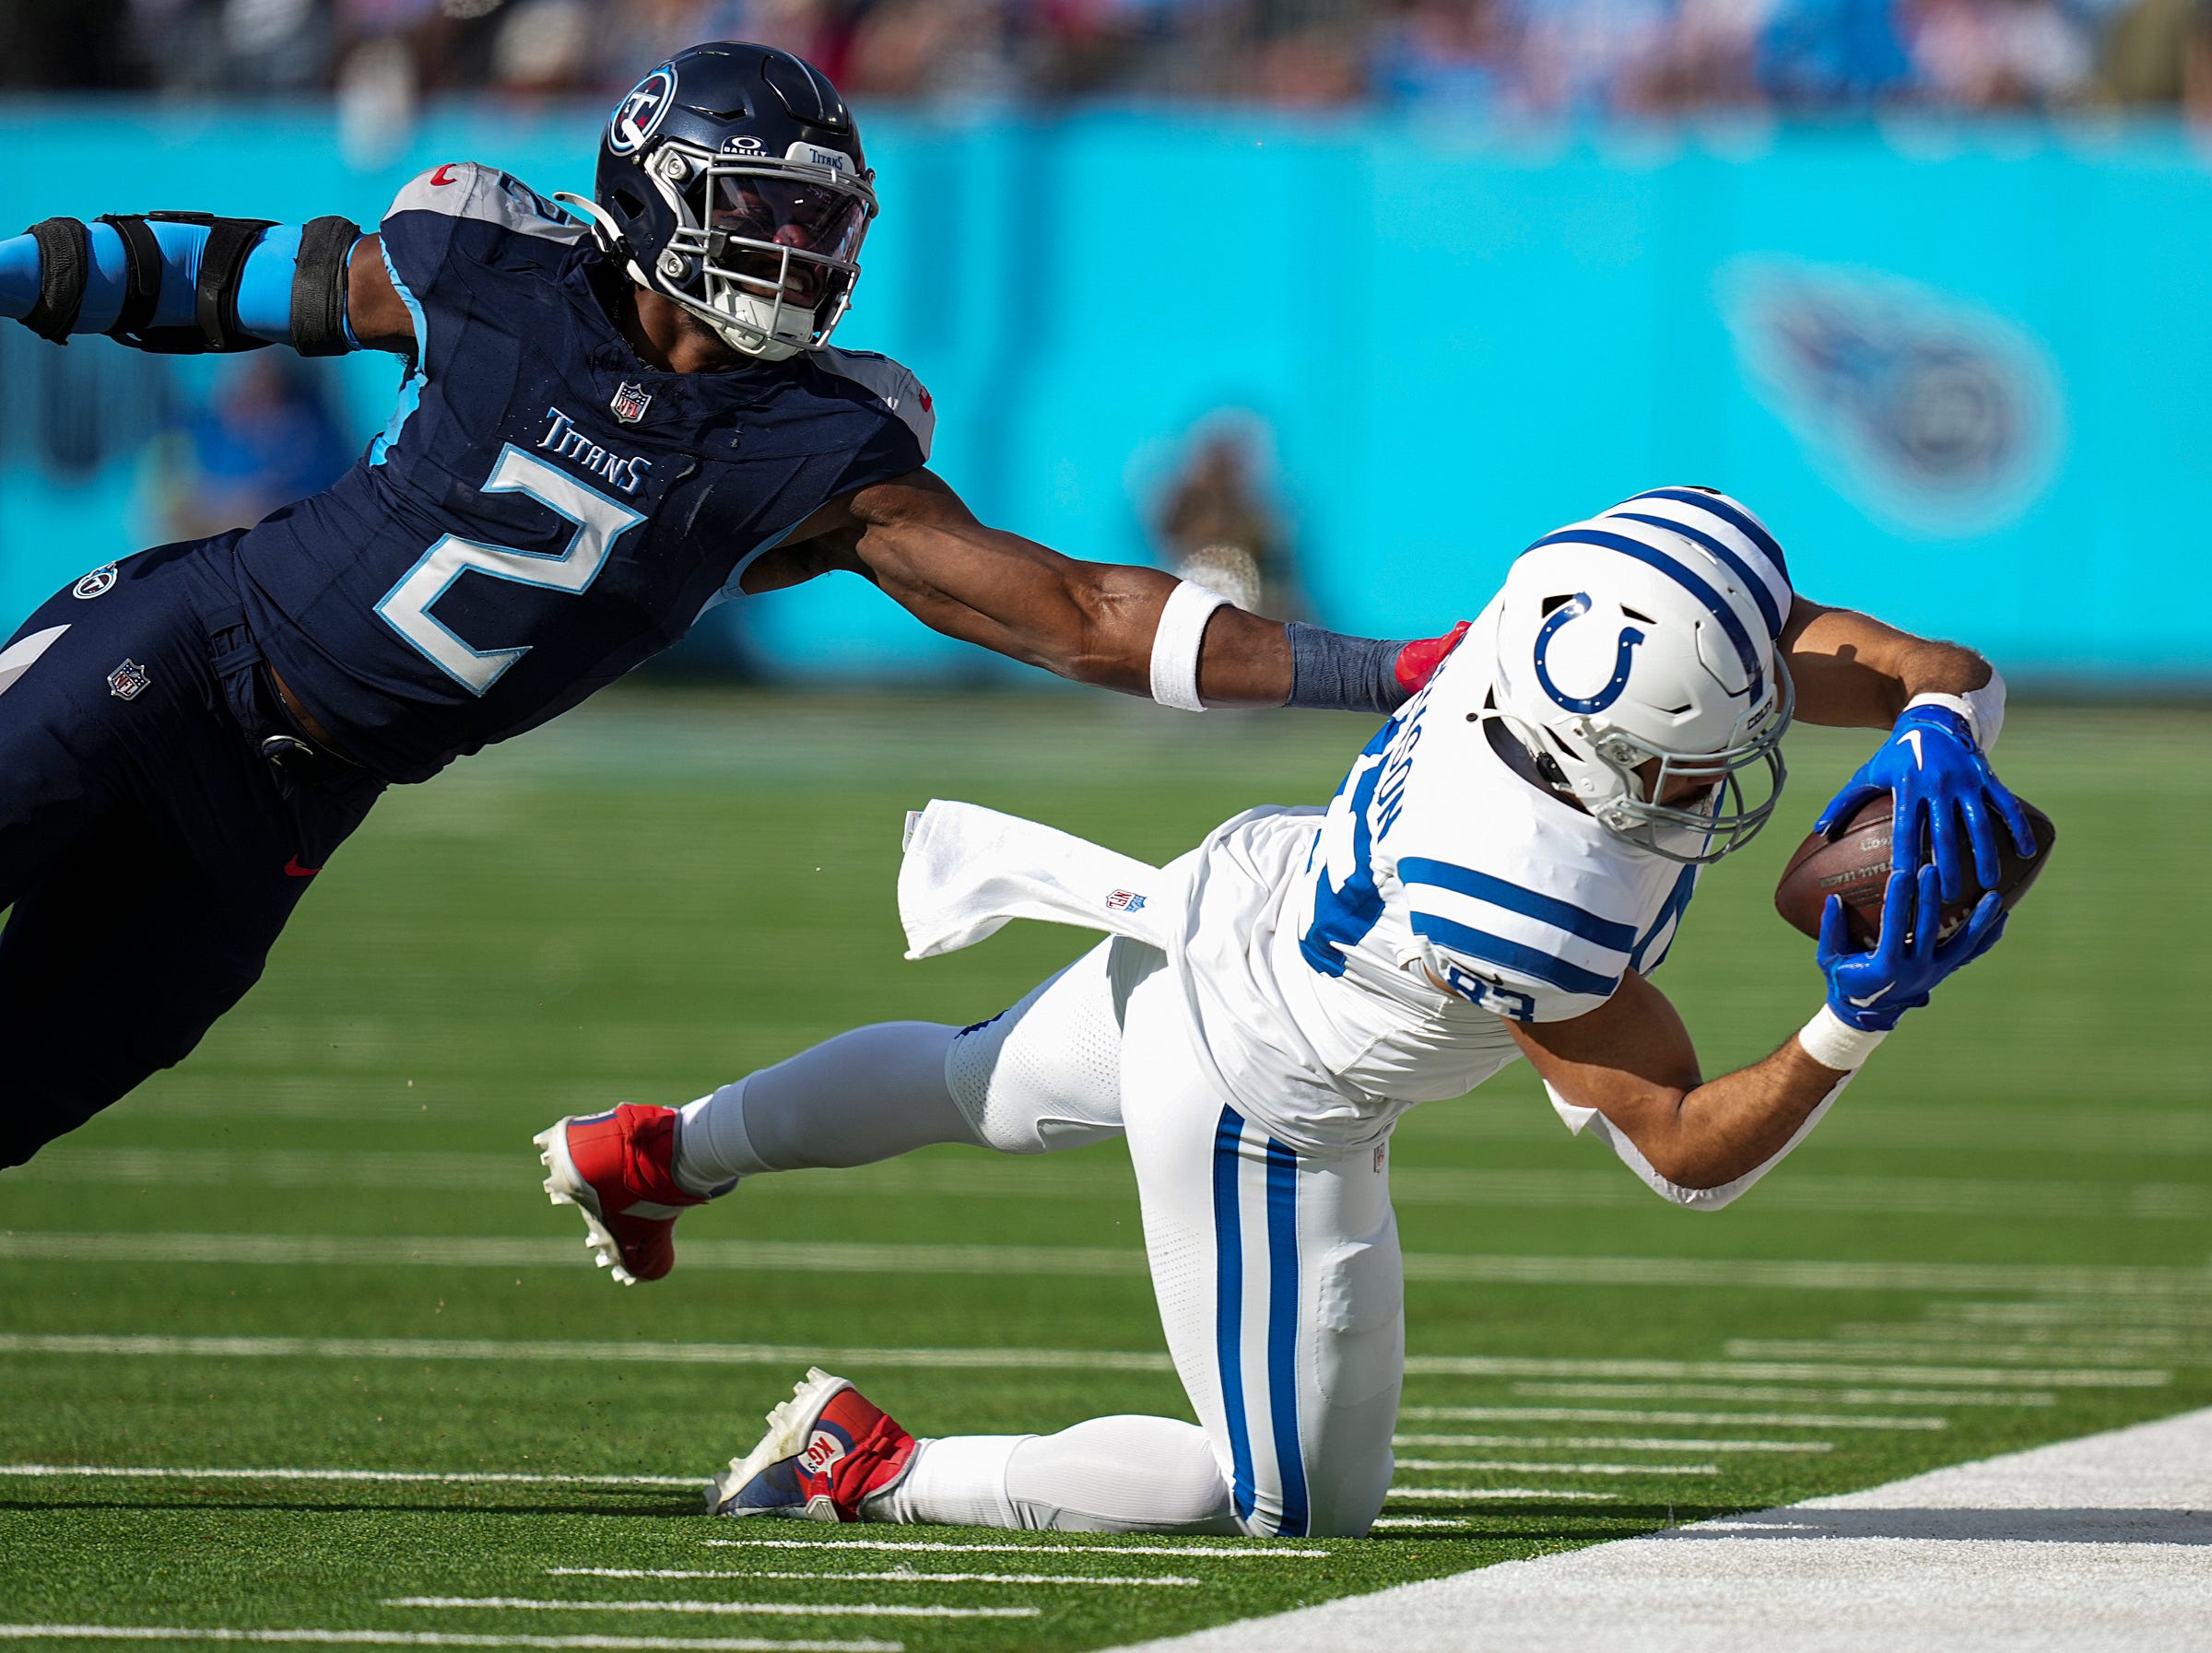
[0, 214, 414, 357]
[759, 469, 1466, 712]
[1783, 595, 2034, 900]
[1505, 865, 2006, 1202]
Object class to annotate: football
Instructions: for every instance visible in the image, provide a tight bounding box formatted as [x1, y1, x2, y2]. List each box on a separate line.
[1774, 793, 2058, 946]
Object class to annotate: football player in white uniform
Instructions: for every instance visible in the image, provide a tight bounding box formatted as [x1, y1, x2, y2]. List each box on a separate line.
[552, 485, 2030, 1539]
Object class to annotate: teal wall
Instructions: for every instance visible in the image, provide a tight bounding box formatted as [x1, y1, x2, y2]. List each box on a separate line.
[3, 103, 2206, 685]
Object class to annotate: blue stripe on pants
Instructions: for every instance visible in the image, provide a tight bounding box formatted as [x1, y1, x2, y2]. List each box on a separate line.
[1212, 1106, 1256, 1521]
[1264, 1135, 1309, 1538]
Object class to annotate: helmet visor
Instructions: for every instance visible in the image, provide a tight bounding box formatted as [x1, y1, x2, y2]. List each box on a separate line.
[704, 170, 870, 310]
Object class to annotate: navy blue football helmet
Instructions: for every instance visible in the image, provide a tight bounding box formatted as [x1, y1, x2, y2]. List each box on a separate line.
[564, 42, 877, 361]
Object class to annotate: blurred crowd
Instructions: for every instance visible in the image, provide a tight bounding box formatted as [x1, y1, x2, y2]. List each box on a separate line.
[4, 0, 2207, 116]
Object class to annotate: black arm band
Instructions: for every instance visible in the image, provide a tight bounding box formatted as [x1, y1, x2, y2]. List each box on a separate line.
[291, 215, 361, 357]
[99, 211, 278, 354]
[20, 217, 89, 344]
[1286, 622, 1412, 715]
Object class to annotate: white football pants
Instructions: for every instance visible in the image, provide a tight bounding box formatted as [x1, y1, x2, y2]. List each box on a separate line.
[688, 936, 1404, 1539]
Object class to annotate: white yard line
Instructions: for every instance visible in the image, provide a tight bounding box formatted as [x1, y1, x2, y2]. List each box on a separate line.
[1384, 1488, 1618, 1502]
[1512, 1382, 2057, 1408]
[547, 1569, 1201, 1589]
[1724, 1340, 2182, 1367]
[0, 1332, 2159, 1389]
[1106, 1406, 2212, 1653]
[699, 1541, 1326, 1560]
[0, 1632, 895, 1651]
[1942, 1301, 2212, 1329]
[0, 1332, 1173, 1375]
[1400, 1406, 1949, 1431]
[0, 1465, 694, 1487]
[1401, 1354, 2167, 1388]
[1395, 1430, 1830, 1452]
[6, 1233, 2209, 1298]
[1393, 1460, 1718, 1476]
[27, 1151, 2207, 1219]
[386, 1600, 1031, 1623]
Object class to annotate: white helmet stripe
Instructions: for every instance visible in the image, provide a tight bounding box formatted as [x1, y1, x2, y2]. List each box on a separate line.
[1629, 487, 1792, 583]
[1608, 510, 1785, 640]
[1525, 528, 1768, 702]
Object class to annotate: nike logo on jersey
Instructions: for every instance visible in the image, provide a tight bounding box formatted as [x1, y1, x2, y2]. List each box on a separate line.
[537, 406, 654, 495]
[1900, 729, 1924, 768]
[284, 857, 322, 878]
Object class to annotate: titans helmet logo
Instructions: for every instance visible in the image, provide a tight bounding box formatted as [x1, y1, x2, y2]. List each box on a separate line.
[609, 64, 677, 156]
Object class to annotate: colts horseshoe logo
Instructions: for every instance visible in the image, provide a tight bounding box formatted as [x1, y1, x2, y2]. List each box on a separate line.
[1533, 593, 1645, 714]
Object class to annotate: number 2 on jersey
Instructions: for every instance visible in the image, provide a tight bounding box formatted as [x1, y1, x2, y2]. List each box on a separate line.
[376, 444, 645, 696]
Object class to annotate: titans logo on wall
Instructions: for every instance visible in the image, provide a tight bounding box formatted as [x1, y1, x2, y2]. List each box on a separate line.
[1721, 258, 2063, 537]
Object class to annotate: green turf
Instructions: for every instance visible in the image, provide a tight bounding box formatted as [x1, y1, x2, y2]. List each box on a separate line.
[3, 690, 2208, 1652]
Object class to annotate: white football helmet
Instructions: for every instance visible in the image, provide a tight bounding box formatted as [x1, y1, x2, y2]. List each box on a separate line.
[1483, 498, 1793, 863]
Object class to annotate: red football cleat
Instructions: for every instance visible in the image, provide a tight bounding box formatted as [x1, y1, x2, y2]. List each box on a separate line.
[535, 1104, 709, 1284]
[707, 1367, 919, 1521]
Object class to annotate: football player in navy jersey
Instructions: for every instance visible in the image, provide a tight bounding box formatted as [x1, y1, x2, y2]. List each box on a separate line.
[0, 42, 1468, 1170]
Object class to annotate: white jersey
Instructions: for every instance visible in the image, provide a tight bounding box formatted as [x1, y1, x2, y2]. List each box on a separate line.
[902, 484, 1798, 1156]
[1169, 634, 1700, 1154]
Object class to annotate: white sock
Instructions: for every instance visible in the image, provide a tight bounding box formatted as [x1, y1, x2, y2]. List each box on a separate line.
[867, 1417, 1235, 1534]
[867, 1434, 1027, 1528]
[673, 1021, 978, 1196]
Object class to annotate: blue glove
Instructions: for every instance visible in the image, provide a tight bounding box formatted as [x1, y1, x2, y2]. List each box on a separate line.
[1816, 704, 2036, 903]
[1819, 867, 2007, 1032]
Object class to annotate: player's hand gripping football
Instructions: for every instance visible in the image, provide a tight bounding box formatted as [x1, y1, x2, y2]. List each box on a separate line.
[1816, 704, 2036, 902]
[1818, 865, 2007, 1033]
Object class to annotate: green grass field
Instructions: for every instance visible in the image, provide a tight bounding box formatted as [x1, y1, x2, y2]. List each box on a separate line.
[3, 689, 2207, 1652]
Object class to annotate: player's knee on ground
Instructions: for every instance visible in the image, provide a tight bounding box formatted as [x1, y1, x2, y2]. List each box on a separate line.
[1005, 1415, 1238, 1534]
[945, 938, 1156, 1155]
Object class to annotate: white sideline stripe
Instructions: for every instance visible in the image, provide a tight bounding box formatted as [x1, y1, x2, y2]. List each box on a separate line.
[387, 1601, 1031, 1623]
[0, 1464, 694, 1487]
[700, 1542, 1327, 1560]
[1386, 1488, 1618, 1502]
[1394, 1435, 1832, 1453]
[1394, 1460, 1718, 1477]
[1105, 1406, 2212, 1653]
[1512, 1382, 2057, 1408]
[0, 1332, 2156, 1389]
[0, 1633, 892, 1652]
[547, 1570, 1202, 1589]
[9, 1232, 2211, 1298]
[1401, 1407, 1948, 1432]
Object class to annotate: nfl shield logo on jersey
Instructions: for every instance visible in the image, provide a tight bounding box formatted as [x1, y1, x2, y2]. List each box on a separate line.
[610, 381, 653, 425]
[106, 658, 151, 701]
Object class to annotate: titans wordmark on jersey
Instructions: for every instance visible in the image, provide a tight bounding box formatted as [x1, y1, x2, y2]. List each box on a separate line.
[226, 162, 935, 783]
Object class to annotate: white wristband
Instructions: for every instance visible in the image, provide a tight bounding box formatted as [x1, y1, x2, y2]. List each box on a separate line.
[1906, 668, 2006, 752]
[1797, 1004, 1888, 1072]
[1149, 580, 1230, 712]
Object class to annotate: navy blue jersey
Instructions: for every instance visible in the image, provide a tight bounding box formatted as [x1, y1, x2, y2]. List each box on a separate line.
[228, 163, 933, 782]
